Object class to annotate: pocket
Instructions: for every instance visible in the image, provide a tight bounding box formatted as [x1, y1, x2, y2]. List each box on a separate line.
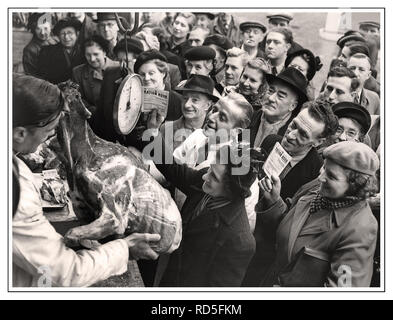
[278, 247, 330, 287]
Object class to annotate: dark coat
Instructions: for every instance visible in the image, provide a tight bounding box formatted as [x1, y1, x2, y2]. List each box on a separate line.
[242, 134, 323, 286]
[37, 43, 85, 84]
[156, 155, 256, 287]
[93, 66, 183, 150]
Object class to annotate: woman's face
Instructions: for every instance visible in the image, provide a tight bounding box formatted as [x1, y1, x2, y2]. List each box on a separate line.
[138, 61, 165, 88]
[85, 44, 106, 70]
[288, 56, 309, 79]
[172, 16, 190, 40]
[318, 159, 350, 199]
[35, 22, 51, 41]
[239, 66, 264, 96]
[202, 163, 228, 197]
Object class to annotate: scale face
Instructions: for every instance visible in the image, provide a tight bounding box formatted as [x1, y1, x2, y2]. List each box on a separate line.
[113, 74, 144, 135]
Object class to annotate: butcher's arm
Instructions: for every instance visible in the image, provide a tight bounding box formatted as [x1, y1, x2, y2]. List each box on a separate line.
[13, 215, 129, 287]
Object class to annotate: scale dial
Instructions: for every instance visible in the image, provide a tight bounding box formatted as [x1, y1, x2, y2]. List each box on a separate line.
[113, 74, 143, 135]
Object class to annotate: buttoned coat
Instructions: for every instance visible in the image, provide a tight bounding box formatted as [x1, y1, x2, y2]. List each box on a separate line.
[256, 182, 378, 287]
[156, 157, 256, 287]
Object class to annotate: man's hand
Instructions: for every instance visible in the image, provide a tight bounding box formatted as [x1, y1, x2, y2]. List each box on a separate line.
[147, 109, 165, 130]
[125, 233, 161, 260]
[258, 174, 281, 207]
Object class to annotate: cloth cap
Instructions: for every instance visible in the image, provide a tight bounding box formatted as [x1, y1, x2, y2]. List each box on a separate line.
[323, 141, 379, 175]
[184, 46, 216, 61]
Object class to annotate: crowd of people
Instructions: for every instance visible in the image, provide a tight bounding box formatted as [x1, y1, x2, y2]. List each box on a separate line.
[12, 11, 381, 288]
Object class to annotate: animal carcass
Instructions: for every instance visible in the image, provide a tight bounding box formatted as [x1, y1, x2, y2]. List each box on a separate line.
[56, 81, 181, 254]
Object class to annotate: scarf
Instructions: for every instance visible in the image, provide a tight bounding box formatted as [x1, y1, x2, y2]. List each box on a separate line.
[309, 192, 361, 214]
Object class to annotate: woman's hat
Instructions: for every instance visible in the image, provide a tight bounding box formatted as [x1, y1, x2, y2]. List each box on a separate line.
[53, 18, 82, 36]
[284, 48, 322, 81]
[323, 141, 379, 175]
[175, 74, 219, 102]
[332, 102, 372, 134]
[265, 67, 309, 105]
[133, 49, 168, 74]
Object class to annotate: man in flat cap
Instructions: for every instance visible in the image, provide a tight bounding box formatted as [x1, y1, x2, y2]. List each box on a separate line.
[239, 21, 266, 61]
[203, 34, 235, 90]
[37, 18, 85, 84]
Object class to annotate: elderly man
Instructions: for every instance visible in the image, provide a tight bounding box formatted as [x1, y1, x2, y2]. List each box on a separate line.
[95, 12, 121, 59]
[243, 99, 339, 286]
[203, 34, 235, 89]
[347, 53, 380, 115]
[319, 66, 360, 104]
[37, 18, 85, 84]
[249, 67, 308, 148]
[264, 28, 293, 75]
[239, 21, 266, 60]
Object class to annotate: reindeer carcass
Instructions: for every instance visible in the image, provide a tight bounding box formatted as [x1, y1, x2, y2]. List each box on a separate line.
[56, 81, 181, 254]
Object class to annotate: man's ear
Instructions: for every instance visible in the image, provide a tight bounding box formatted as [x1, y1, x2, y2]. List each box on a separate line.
[13, 127, 28, 145]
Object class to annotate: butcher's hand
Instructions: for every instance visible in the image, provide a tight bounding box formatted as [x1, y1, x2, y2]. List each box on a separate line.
[147, 109, 165, 130]
[258, 174, 281, 207]
[125, 233, 161, 260]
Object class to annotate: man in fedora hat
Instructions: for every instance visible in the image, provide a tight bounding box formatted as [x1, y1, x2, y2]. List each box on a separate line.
[249, 67, 309, 148]
[37, 17, 85, 84]
[95, 12, 122, 59]
[239, 21, 266, 60]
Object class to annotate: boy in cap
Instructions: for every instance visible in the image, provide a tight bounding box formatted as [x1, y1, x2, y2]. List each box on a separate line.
[37, 18, 85, 84]
[239, 21, 266, 60]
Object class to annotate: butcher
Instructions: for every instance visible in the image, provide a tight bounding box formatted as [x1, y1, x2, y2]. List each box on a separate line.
[12, 74, 160, 287]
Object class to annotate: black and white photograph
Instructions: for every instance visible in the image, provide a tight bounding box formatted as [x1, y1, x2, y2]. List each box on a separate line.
[3, 0, 390, 303]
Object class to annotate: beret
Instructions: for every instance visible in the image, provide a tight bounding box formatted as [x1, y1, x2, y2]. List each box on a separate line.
[266, 13, 294, 22]
[332, 102, 371, 133]
[203, 34, 234, 51]
[359, 21, 380, 29]
[184, 46, 216, 61]
[114, 37, 144, 55]
[239, 21, 267, 33]
[323, 141, 379, 175]
[133, 49, 168, 74]
[53, 18, 82, 36]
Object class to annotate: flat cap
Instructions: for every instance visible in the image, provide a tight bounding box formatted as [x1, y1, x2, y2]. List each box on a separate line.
[359, 21, 380, 29]
[203, 34, 234, 51]
[133, 49, 168, 74]
[332, 102, 371, 133]
[266, 13, 294, 22]
[239, 21, 267, 33]
[184, 46, 216, 61]
[323, 141, 379, 175]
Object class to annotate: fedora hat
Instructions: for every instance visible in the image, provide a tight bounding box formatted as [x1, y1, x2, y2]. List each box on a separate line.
[175, 74, 219, 102]
[332, 102, 371, 134]
[53, 18, 82, 36]
[266, 67, 309, 105]
[285, 48, 322, 81]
